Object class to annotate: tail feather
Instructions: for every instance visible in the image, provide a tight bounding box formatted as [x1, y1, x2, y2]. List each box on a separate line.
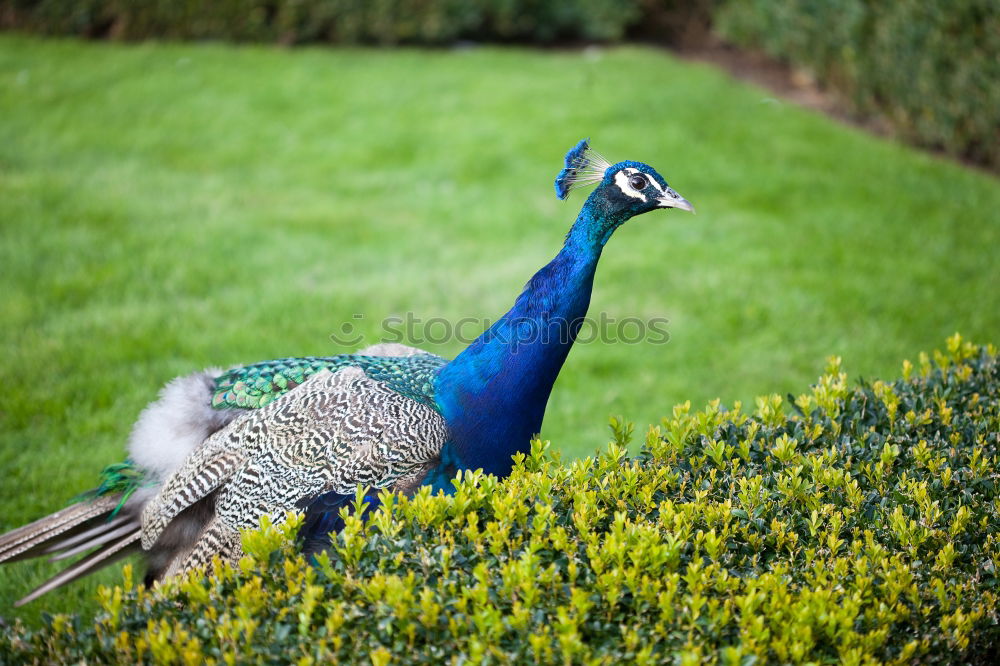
[2, 368, 248, 605]
[0, 515, 116, 564]
[0, 496, 120, 564]
[14, 530, 142, 607]
[0, 495, 147, 605]
[49, 522, 141, 562]
[40, 514, 132, 555]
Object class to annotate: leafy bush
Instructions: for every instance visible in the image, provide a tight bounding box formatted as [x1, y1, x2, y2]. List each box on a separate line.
[715, 0, 1000, 170]
[1, 0, 646, 44]
[2, 335, 999, 663]
[0, 0, 715, 44]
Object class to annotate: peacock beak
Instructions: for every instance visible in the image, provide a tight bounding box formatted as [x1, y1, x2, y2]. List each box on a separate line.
[656, 188, 695, 214]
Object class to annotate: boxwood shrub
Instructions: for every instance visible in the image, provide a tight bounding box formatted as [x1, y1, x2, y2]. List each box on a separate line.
[715, 0, 1000, 170]
[2, 335, 998, 664]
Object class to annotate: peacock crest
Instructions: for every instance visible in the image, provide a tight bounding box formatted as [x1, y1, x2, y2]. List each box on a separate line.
[554, 138, 613, 199]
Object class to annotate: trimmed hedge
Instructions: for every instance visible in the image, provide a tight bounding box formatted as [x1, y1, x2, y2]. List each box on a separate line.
[4, 2, 995, 168]
[0, 0, 645, 44]
[715, 0, 1000, 170]
[0, 0, 723, 44]
[2, 335, 999, 663]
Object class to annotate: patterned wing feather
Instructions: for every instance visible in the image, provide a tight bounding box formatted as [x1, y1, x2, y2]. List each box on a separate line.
[211, 352, 447, 410]
[147, 366, 449, 574]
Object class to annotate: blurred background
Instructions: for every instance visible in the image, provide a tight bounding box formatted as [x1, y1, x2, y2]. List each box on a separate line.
[1, 0, 998, 620]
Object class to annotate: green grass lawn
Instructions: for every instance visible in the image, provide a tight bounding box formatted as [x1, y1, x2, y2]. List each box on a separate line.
[1, 35, 998, 623]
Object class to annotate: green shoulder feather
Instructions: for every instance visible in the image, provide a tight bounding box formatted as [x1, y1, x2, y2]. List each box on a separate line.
[211, 353, 448, 410]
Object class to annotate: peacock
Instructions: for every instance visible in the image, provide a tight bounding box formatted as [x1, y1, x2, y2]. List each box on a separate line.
[0, 140, 693, 606]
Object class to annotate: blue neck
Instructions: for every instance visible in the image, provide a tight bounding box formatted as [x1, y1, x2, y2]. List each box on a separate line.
[434, 200, 624, 476]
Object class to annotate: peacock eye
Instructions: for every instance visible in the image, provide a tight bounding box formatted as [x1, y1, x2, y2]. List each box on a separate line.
[628, 174, 648, 191]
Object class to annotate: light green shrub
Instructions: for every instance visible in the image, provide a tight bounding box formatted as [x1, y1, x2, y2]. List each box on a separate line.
[2, 335, 998, 663]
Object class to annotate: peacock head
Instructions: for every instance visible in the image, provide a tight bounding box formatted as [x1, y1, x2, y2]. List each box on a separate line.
[554, 139, 694, 223]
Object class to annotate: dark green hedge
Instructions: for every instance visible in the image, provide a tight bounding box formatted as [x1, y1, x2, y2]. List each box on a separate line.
[1, 0, 649, 44]
[4, 1, 995, 171]
[0, 0, 719, 44]
[715, 0, 1000, 170]
[2, 335, 998, 663]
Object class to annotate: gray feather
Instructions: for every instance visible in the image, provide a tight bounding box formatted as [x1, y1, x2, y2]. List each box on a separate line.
[0, 496, 120, 564]
[14, 531, 141, 607]
[39, 514, 134, 556]
[49, 522, 142, 561]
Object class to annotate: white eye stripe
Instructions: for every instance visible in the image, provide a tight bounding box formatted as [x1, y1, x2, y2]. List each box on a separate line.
[626, 167, 665, 194]
[614, 170, 647, 202]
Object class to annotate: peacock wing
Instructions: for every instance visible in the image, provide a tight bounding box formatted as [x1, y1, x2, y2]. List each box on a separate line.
[146, 365, 448, 575]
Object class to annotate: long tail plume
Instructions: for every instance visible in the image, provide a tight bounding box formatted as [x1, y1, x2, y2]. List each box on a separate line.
[0, 493, 143, 606]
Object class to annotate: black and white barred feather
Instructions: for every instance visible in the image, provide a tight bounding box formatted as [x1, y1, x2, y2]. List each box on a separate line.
[141, 366, 447, 575]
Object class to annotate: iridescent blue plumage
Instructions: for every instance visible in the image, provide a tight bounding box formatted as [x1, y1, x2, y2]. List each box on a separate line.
[434, 141, 694, 478]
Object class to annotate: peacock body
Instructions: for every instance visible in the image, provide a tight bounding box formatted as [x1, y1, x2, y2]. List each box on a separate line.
[0, 140, 693, 605]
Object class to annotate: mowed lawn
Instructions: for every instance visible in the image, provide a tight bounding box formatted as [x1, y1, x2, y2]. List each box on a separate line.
[1, 35, 998, 622]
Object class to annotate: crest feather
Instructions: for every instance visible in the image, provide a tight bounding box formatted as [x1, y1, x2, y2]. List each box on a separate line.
[554, 139, 612, 200]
